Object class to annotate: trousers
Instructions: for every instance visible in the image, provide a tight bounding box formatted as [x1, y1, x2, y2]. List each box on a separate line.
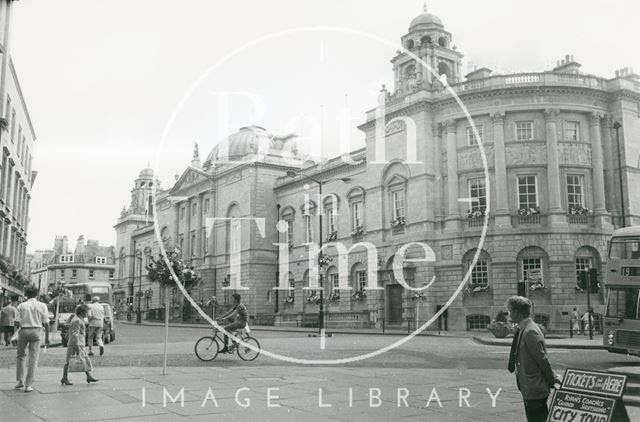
[523, 397, 549, 422]
[16, 327, 42, 387]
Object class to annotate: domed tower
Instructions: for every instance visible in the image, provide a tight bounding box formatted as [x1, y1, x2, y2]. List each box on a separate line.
[130, 167, 158, 216]
[393, 3, 463, 94]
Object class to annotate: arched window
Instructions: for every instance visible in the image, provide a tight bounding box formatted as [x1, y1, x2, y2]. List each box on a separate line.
[517, 246, 549, 295]
[323, 194, 339, 240]
[326, 265, 338, 293]
[226, 203, 241, 256]
[280, 206, 295, 247]
[437, 62, 450, 82]
[421, 35, 432, 44]
[406, 39, 414, 49]
[404, 64, 416, 79]
[462, 249, 491, 287]
[438, 36, 447, 47]
[347, 186, 366, 234]
[351, 262, 366, 292]
[300, 200, 316, 243]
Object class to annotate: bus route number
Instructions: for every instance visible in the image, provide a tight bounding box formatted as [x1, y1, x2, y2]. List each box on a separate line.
[621, 267, 639, 277]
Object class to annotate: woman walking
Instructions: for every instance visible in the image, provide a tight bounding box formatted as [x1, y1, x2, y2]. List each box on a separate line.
[61, 304, 98, 385]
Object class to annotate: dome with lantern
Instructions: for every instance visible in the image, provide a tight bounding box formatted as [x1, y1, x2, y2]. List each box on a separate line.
[409, 3, 443, 30]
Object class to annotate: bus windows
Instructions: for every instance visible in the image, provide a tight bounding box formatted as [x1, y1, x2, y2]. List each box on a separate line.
[609, 237, 640, 260]
[606, 287, 640, 320]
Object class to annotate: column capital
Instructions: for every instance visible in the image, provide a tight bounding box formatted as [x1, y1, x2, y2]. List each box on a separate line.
[490, 111, 506, 124]
[544, 108, 560, 122]
[589, 111, 605, 126]
[440, 119, 457, 133]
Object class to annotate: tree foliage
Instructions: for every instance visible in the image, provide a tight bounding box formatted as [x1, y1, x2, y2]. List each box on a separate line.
[146, 253, 201, 290]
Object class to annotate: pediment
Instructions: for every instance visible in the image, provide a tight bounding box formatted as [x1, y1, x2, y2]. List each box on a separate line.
[385, 174, 408, 186]
[170, 166, 210, 195]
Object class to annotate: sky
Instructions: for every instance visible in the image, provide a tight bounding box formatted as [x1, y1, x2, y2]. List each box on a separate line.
[11, 0, 640, 252]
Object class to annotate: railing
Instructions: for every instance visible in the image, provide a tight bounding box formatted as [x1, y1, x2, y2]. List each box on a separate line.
[517, 214, 541, 225]
[467, 217, 486, 228]
[327, 312, 368, 322]
[567, 214, 589, 225]
[449, 72, 608, 96]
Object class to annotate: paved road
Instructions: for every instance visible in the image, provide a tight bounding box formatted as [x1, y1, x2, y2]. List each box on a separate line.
[0, 324, 638, 421]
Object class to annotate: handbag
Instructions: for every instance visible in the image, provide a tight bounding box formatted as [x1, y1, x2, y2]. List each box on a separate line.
[68, 348, 93, 372]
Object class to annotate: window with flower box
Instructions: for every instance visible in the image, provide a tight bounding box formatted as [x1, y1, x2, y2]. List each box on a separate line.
[326, 207, 337, 237]
[468, 178, 486, 214]
[517, 175, 538, 209]
[391, 189, 405, 224]
[355, 270, 366, 291]
[566, 175, 584, 210]
[352, 201, 362, 231]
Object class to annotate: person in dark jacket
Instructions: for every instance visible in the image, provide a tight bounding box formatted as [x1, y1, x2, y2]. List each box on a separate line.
[506, 295, 559, 422]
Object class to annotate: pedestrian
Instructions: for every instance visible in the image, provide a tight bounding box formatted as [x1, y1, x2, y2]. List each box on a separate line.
[61, 304, 98, 385]
[87, 296, 105, 356]
[14, 285, 50, 392]
[571, 307, 581, 335]
[506, 295, 558, 422]
[1, 296, 18, 346]
[582, 309, 593, 335]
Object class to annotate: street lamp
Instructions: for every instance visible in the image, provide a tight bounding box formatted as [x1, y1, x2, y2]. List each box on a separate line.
[613, 121, 625, 228]
[136, 250, 143, 324]
[285, 170, 351, 334]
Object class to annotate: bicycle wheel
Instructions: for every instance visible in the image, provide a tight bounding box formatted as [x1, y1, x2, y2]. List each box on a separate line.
[236, 336, 260, 361]
[195, 336, 219, 361]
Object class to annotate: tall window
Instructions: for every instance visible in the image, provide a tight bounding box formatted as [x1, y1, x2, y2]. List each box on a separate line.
[230, 220, 241, 253]
[16, 126, 21, 156]
[326, 207, 337, 234]
[304, 215, 313, 243]
[178, 234, 184, 252]
[60, 269, 65, 279]
[517, 175, 538, 209]
[566, 175, 584, 209]
[202, 228, 208, 254]
[330, 273, 339, 291]
[192, 203, 197, 216]
[575, 257, 592, 282]
[468, 178, 487, 213]
[10, 109, 15, 142]
[466, 125, 483, 146]
[471, 260, 489, 285]
[355, 270, 366, 291]
[391, 190, 405, 220]
[190, 230, 197, 257]
[180, 207, 185, 220]
[71, 269, 77, 278]
[204, 198, 210, 213]
[565, 121, 580, 141]
[522, 258, 543, 285]
[515, 121, 533, 141]
[352, 201, 362, 229]
[286, 218, 294, 246]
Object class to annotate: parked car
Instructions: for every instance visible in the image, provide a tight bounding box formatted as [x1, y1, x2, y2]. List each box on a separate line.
[59, 303, 116, 347]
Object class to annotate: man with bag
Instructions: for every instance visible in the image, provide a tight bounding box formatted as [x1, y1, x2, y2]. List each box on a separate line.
[61, 304, 98, 385]
[87, 296, 105, 356]
[14, 285, 49, 392]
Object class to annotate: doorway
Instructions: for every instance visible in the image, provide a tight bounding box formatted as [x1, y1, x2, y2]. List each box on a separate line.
[387, 284, 404, 325]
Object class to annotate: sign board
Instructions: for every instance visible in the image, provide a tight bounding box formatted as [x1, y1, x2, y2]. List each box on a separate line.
[547, 369, 629, 422]
[560, 369, 627, 398]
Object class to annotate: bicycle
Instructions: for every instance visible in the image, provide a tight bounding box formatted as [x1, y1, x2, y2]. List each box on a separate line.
[195, 323, 260, 362]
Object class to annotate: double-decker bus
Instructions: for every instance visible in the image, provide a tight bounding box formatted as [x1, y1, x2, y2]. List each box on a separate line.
[65, 281, 113, 305]
[603, 226, 640, 356]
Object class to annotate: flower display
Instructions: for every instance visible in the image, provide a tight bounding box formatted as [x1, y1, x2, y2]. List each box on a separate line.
[146, 252, 202, 289]
[326, 231, 338, 241]
[412, 292, 426, 301]
[328, 291, 340, 301]
[518, 206, 540, 216]
[284, 295, 294, 304]
[390, 216, 406, 227]
[466, 209, 486, 219]
[318, 253, 332, 267]
[306, 293, 320, 303]
[569, 205, 591, 215]
[352, 290, 366, 301]
[528, 281, 546, 292]
[350, 225, 364, 236]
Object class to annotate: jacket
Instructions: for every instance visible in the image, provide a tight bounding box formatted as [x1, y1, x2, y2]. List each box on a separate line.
[514, 317, 555, 400]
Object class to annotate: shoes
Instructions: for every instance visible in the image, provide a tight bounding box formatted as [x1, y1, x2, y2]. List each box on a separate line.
[60, 378, 73, 386]
[99, 346, 104, 356]
[86, 375, 99, 384]
[14, 382, 24, 390]
[219, 348, 229, 354]
[24, 386, 33, 393]
[88, 351, 94, 356]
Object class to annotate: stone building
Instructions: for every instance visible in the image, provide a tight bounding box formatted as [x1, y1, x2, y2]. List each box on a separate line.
[29, 235, 115, 295]
[114, 7, 640, 330]
[0, 0, 37, 305]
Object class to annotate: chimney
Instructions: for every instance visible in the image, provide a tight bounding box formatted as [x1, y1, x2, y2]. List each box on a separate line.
[553, 54, 581, 74]
[75, 235, 85, 255]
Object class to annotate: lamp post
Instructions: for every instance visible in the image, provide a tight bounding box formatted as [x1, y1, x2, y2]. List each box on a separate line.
[613, 121, 625, 227]
[285, 170, 351, 334]
[136, 250, 142, 324]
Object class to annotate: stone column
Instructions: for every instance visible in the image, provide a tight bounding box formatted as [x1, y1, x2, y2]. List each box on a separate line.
[589, 112, 611, 228]
[544, 109, 567, 226]
[173, 203, 180, 250]
[444, 120, 460, 231]
[602, 116, 617, 215]
[432, 123, 443, 222]
[186, 198, 192, 258]
[490, 111, 511, 228]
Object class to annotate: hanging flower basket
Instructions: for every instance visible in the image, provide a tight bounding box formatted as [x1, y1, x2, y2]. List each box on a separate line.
[318, 254, 332, 267]
[135, 290, 144, 298]
[412, 292, 426, 301]
[284, 295, 294, 304]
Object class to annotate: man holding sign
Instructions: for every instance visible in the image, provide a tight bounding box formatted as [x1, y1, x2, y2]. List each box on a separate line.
[507, 296, 559, 422]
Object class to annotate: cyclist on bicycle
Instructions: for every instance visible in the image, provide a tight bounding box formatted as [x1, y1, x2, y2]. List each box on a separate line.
[217, 293, 247, 354]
